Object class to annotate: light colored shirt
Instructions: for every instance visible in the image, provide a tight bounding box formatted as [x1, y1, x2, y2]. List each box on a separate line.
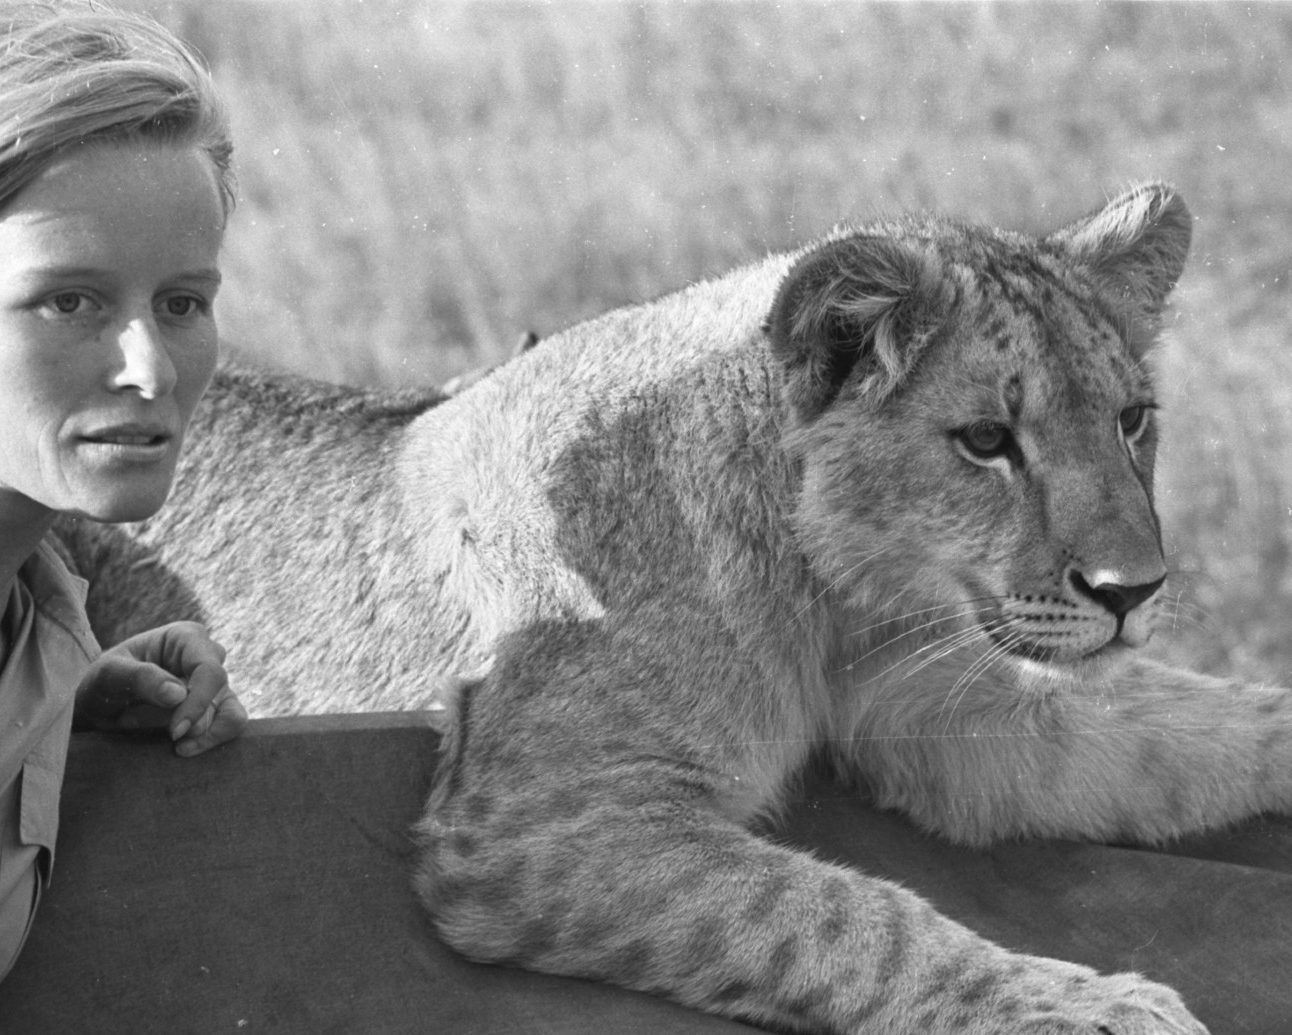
[0, 539, 99, 981]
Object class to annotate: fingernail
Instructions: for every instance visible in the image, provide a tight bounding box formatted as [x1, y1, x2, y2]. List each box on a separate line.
[160, 682, 186, 707]
[171, 719, 192, 742]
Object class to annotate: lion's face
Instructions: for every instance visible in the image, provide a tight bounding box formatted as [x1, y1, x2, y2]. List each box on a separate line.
[799, 285, 1166, 670]
[767, 184, 1191, 676]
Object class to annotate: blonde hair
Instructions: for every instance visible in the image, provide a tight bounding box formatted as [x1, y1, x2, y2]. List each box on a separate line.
[0, 3, 234, 216]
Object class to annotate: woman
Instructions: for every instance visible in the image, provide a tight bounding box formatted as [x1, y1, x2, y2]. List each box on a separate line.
[0, 4, 248, 980]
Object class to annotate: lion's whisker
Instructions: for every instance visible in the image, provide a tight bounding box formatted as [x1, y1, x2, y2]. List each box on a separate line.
[846, 596, 999, 643]
[790, 546, 899, 622]
[938, 629, 1024, 732]
[853, 621, 991, 690]
[843, 605, 995, 682]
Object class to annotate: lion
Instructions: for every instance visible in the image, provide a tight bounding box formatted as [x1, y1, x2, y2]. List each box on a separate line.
[56, 182, 1291, 1033]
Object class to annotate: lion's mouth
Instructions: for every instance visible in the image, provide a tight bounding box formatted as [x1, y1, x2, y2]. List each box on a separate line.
[985, 631, 1060, 663]
[985, 626, 1133, 667]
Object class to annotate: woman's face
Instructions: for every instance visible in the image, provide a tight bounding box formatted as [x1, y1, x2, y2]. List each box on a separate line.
[0, 140, 224, 524]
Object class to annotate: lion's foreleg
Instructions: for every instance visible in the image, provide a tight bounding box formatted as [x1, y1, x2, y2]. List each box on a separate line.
[416, 658, 1201, 1035]
[852, 658, 1292, 846]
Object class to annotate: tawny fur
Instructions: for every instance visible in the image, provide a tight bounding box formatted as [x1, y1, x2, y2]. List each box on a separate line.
[58, 183, 1289, 1033]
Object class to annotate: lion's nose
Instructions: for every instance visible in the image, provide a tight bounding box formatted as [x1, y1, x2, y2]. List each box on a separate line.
[1069, 571, 1166, 618]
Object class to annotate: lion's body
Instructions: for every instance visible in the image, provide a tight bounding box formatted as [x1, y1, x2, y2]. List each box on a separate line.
[58, 185, 1292, 1033]
[55, 372, 461, 713]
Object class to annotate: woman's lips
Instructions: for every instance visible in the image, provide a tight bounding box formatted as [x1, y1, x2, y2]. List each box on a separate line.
[78, 424, 174, 461]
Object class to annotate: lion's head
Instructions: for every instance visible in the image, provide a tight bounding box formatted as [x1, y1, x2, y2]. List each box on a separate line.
[766, 183, 1192, 675]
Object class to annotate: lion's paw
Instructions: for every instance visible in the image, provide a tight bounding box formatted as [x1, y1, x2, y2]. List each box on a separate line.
[991, 957, 1207, 1035]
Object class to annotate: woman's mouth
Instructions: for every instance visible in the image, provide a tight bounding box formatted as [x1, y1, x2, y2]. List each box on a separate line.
[78, 425, 174, 461]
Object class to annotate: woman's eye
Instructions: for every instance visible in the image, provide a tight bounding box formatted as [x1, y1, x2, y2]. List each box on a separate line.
[1119, 404, 1150, 439]
[159, 295, 205, 318]
[43, 291, 92, 315]
[957, 421, 1015, 461]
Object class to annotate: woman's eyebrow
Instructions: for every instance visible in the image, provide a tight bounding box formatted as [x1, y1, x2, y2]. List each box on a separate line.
[173, 268, 223, 286]
[15, 265, 223, 284]
[15, 264, 105, 280]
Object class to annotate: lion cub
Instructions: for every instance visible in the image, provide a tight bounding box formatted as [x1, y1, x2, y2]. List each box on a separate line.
[414, 184, 1270, 1035]
[62, 184, 1285, 1032]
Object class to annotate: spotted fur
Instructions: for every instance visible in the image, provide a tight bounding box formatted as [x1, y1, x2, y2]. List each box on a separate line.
[59, 184, 1290, 1033]
[412, 183, 1258, 1034]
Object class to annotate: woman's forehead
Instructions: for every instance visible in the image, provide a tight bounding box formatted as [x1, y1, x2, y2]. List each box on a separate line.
[19, 140, 223, 218]
[0, 141, 224, 273]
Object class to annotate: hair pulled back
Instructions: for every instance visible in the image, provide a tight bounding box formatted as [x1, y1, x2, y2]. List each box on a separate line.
[0, 3, 234, 215]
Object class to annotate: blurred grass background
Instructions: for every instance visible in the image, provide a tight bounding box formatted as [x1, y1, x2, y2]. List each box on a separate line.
[128, 0, 1292, 684]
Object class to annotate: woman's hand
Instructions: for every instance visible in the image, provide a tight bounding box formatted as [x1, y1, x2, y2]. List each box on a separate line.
[74, 622, 248, 756]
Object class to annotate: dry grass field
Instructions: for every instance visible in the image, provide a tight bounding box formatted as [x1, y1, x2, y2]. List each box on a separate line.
[131, 0, 1292, 683]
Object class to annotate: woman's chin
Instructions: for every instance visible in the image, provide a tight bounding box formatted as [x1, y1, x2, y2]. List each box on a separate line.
[64, 481, 173, 525]
[55, 452, 181, 523]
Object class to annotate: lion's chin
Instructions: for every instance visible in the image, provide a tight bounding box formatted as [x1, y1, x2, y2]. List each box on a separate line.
[1009, 640, 1144, 695]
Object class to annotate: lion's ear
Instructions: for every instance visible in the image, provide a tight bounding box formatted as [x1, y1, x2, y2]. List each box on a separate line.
[1048, 182, 1192, 352]
[765, 234, 948, 421]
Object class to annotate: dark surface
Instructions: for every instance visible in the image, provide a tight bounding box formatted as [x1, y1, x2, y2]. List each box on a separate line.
[0, 714, 1287, 1034]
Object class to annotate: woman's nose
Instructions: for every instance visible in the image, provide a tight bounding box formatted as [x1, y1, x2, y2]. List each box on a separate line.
[109, 315, 178, 399]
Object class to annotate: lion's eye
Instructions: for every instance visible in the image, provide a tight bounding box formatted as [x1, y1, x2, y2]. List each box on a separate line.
[1118, 404, 1151, 440]
[957, 421, 1015, 461]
